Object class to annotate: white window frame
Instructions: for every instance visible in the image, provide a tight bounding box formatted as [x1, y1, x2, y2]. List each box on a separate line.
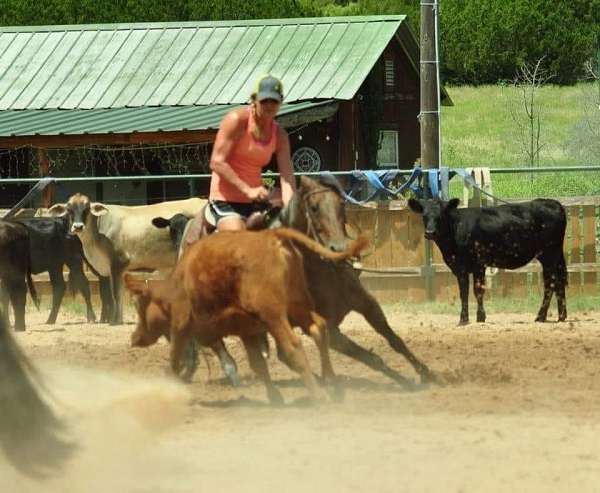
[376, 130, 399, 168]
[384, 59, 395, 88]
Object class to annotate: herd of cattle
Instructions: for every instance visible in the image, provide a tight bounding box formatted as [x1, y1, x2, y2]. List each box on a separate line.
[0, 175, 569, 403]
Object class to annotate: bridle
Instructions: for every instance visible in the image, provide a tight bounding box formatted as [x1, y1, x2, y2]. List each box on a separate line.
[300, 187, 339, 246]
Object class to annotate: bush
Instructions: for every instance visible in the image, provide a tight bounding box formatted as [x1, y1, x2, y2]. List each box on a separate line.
[440, 0, 600, 85]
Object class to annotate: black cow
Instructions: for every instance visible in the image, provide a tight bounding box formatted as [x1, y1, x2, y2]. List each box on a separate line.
[0, 220, 39, 331]
[408, 198, 568, 325]
[9, 216, 98, 324]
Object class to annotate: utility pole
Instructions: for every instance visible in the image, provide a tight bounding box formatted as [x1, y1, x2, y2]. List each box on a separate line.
[420, 0, 441, 188]
[420, 0, 442, 302]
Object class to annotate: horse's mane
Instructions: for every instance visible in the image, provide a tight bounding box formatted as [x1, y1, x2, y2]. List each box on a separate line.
[0, 313, 74, 477]
[316, 173, 345, 198]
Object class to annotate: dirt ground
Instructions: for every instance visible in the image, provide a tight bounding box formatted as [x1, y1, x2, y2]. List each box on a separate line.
[3, 305, 600, 493]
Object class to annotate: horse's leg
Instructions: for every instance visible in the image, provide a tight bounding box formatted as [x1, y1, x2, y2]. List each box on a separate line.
[352, 287, 435, 384]
[242, 335, 283, 405]
[210, 339, 240, 386]
[328, 324, 416, 389]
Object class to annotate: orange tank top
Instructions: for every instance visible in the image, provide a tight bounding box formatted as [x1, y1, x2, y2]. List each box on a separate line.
[209, 107, 278, 203]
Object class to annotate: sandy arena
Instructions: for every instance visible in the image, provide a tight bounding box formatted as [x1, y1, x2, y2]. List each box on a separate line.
[2, 305, 600, 492]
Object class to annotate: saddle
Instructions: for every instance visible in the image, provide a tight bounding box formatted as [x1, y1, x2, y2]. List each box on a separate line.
[180, 203, 278, 255]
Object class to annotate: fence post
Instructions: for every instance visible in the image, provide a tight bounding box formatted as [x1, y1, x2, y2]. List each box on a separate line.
[423, 240, 435, 301]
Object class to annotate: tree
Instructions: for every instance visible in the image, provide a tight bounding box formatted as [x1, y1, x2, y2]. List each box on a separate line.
[507, 57, 553, 168]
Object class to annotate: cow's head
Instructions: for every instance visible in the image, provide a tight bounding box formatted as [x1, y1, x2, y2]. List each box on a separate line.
[124, 274, 169, 348]
[288, 175, 350, 252]
[47, 193, 108, 235]
[408, 198, 460, 240]
[152, 214, 190, 252]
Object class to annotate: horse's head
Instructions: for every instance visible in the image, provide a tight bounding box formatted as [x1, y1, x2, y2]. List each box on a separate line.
[283, 175, 350, 252]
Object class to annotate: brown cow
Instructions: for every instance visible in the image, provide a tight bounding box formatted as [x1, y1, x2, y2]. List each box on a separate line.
[125, 228, 366, 404]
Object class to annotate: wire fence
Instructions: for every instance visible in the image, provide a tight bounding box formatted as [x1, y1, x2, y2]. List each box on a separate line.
[1, 143, 600, 208]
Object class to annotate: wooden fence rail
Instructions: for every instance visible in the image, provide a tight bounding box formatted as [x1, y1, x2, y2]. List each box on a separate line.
[347, 201, 599, 304]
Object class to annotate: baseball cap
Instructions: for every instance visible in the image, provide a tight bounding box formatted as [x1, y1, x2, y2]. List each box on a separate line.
[255, 75, 284, 102]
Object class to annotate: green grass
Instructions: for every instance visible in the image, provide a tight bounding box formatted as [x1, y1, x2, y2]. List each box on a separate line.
[384, 294, 599, 316]
[442, 82, 600, 199]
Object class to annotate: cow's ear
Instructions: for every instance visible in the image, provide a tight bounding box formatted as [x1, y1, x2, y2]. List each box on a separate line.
[47, 203, 68, 217]
[446, 198, 460, 211]
[90, 203, 109, 216]
[152, 217, 170, 229]
[407, 198, 423, 214]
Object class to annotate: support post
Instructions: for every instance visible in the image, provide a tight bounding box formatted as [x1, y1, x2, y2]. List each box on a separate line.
[420, 0, 441, 301]
[37, 147, 54, 208]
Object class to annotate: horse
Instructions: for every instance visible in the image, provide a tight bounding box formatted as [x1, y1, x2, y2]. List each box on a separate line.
[154, 175, 435, 387]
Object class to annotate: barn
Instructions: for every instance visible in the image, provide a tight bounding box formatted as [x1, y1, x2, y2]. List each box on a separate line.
[0, 15, 450, 206]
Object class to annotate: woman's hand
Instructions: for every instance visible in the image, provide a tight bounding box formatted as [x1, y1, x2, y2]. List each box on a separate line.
[245, 186, 270, 202]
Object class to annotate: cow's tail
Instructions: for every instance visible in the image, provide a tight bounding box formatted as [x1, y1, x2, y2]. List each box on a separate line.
[273, 228, 368, 261]
[25, 249, 40, 310]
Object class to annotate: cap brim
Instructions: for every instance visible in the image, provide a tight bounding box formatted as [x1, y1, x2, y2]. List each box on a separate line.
[256, 91, 283, 102]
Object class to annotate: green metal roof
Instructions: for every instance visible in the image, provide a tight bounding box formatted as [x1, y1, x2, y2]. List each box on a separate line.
[0, 100, 337, 137]
[0, 15, 408, 111]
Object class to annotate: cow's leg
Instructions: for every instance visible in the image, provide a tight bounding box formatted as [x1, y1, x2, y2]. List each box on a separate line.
[210, 339, 240, 387]
[456, 271, 470, 325]
[537, 250, 568, 323]
[7, 280, 27, 332]
[305, 311, 343, 401]
[554, 247, 567, 322]
[169, 326, 190, 379]
[352, 288, 435, 384]
[536, 258, 555, 323]
[328, 325, 416, 389]
[46, 268, 65, 325]
[555, 252, 568, 322]
[0, 282, 9, 325]
[293, 307, 343, 401]
[473, 267, 486, 323]
[242, 335, 283, 405]
[98, 276, 113, 323]
[109, 266, 124, 325]
[68, 265, 96, 323]
[268, 317, 326, 403]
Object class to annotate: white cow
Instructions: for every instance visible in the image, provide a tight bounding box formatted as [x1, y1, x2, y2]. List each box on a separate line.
[49, 194, 205, 324]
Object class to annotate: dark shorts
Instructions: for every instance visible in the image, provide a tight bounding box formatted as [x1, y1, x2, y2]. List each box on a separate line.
[208, 200, 262, 225]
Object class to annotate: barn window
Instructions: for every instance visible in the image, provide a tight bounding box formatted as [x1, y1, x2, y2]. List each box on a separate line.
[384, 59, 395, 88]
[376, 130, 399, 168]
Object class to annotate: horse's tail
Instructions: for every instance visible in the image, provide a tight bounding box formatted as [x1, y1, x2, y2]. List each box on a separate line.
[273, 228, 368, 261]
[0, 312, 75, 475]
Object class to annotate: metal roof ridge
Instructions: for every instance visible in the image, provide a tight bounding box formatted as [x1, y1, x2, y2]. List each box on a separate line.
[0, 15, 407, 33]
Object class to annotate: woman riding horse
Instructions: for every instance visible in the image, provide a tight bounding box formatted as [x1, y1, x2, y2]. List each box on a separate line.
[207, 74, 295, 231]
